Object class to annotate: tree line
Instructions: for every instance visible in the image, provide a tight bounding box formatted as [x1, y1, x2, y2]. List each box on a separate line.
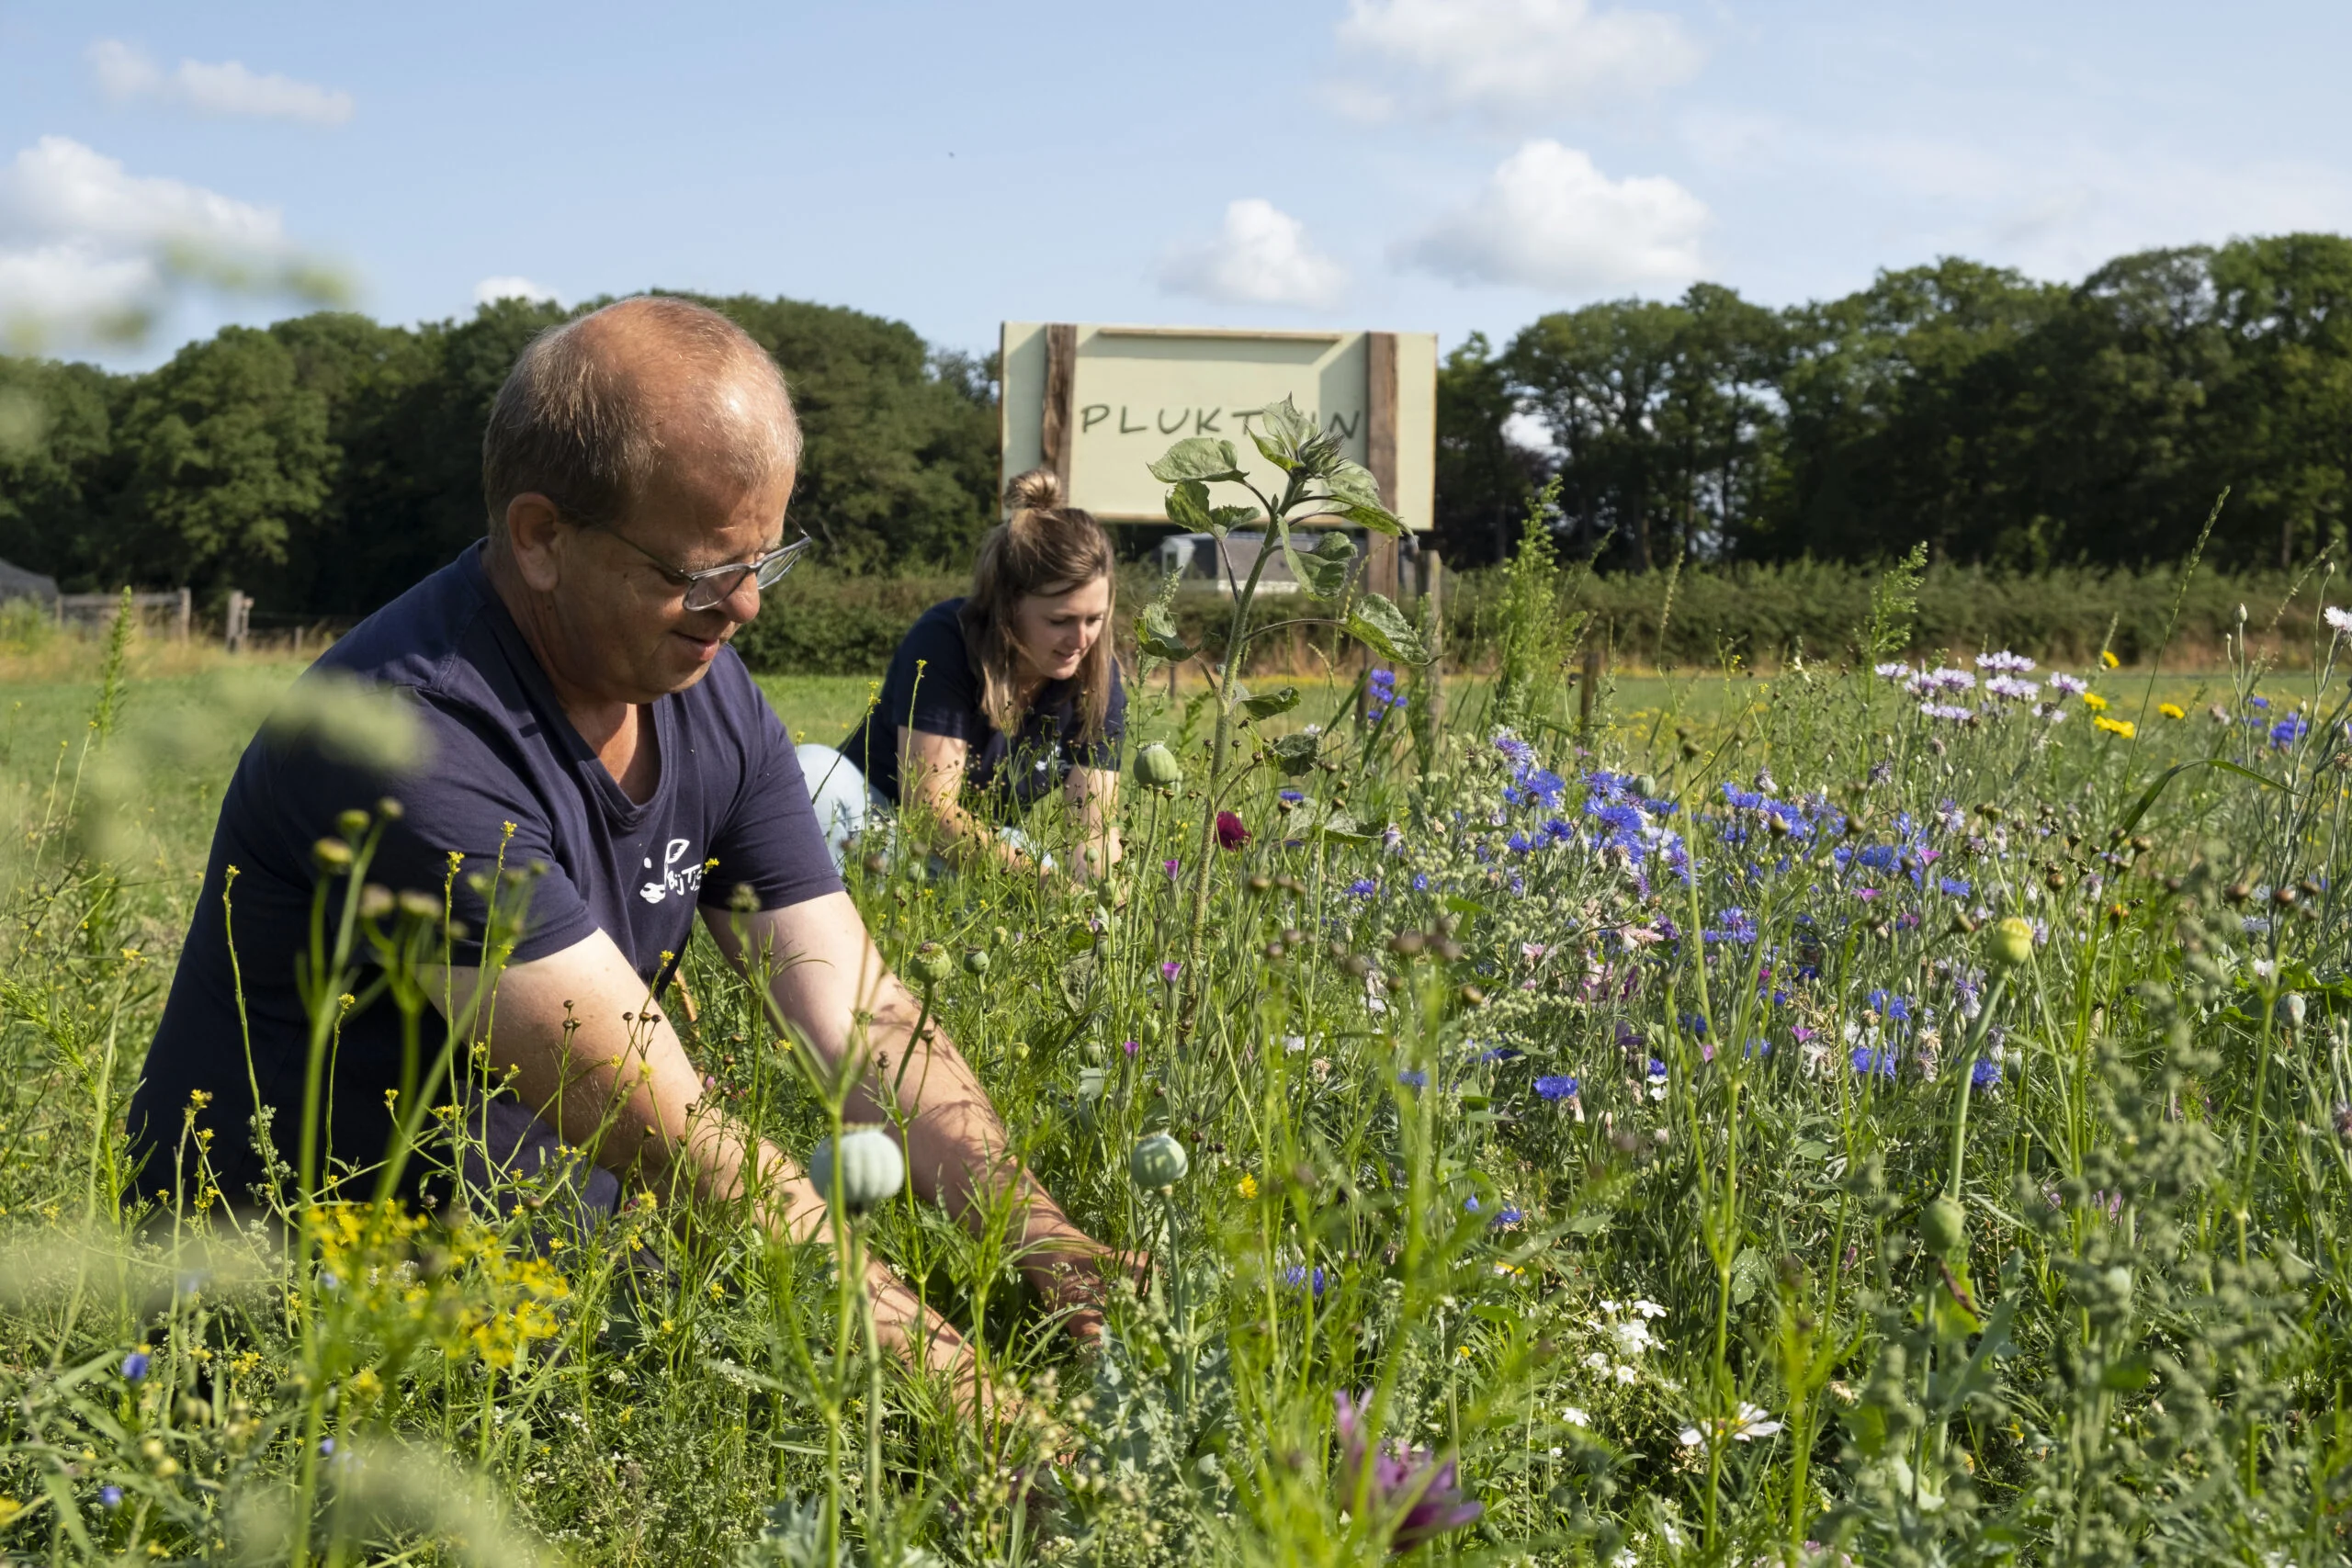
[3, 235, 2349, 616]
[1436, 233, 2352, 573]
[0, 293, 999, 612]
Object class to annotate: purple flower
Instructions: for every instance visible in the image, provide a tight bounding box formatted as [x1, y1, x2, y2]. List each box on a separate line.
[1333, 1392, 1485, 1550]
[1216, 811, 1250, 851]
[100, 1486, 123, 1508]
[1160, 960, 1182, 984]
[1971, 1056, 2002, 1089]
[1122, 1039, 1139, 1058]
[1283, 1264, 1330, 1298]
[1397, 1069, 1429, 1089]
[1162, 858, 1181, 882]
[120, 1351, 149, 1382]
[1533, 1074, 1579, 1100]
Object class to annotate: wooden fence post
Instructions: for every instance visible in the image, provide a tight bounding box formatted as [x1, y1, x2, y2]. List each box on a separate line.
[224, 592, 252, 653]
[175, 587, 191, 642]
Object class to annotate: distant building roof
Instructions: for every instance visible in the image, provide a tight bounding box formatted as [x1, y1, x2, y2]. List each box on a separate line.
[0, 558, 60, 604]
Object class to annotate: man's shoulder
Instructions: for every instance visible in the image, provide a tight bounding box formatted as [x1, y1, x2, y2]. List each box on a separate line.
[315, 547, 503, 698]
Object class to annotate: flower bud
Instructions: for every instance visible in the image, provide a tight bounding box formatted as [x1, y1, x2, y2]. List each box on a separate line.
[1983, 916, 2035, 970]
[1130, 1132, 1189, 1190]
[1920, 1195, 1966, 1259]
[312, 838, 355, 875]
[1133, 742, 1184, 794]
[809, 1125, 905, 1213]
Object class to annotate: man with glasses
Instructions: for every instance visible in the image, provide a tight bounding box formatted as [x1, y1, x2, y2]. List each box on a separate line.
[128, 296, 1125, 1399]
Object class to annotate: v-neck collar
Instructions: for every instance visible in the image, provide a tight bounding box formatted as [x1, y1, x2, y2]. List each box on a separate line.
[462, 545, 675, 829]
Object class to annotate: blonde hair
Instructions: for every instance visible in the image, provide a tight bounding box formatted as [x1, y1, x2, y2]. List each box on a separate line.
[959, 468, 1117, 740]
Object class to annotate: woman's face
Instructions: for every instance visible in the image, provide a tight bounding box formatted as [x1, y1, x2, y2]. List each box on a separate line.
[1008, 574, 1112, 685]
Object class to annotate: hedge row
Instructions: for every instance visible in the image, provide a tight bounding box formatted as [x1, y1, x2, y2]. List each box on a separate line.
[733, 561, 2344, 676]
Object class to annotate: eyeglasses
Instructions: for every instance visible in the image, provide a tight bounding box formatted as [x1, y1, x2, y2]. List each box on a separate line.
[594, 526, 815, 612]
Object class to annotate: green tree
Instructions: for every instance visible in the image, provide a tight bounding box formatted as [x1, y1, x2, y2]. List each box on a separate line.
[0, 356, 121, 586]
[108, 327, 335, 601]
[2206, 233, 2352, 568]
[1432, 332, 1540, 567]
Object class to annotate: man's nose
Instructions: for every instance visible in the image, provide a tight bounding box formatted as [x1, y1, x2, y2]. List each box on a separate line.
[716, 573, 762, 623]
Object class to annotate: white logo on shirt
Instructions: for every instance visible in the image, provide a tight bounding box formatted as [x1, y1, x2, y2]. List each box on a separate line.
[639, 837, 701, 904]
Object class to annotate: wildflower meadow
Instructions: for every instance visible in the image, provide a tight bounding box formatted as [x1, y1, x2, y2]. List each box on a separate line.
[6, 423, 2352, 1566]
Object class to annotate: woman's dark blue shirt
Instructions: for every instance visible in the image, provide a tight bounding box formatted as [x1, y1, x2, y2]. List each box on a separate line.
[842, 599, 1125, 817]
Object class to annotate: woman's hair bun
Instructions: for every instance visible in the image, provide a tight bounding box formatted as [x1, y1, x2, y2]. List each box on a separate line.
[1003, 467, 1063, 513]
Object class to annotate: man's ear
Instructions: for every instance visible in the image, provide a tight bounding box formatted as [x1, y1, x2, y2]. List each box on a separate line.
[503, 493, 567, 593]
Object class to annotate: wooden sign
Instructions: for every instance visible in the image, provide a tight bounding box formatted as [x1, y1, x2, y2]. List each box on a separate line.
[1001, 323, 1437, 535]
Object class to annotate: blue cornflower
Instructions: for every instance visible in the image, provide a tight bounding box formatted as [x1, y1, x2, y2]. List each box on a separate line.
[1533, 1074, 1579, 1100]
[1850, 1045, 1896, 1079]
[1647, 1058, 1668, 1079]
[1464, 1195, 1480, 1213]
[1705, 908, 1758, 944]
[1492, 1205, 1525, 1226]
[1939, 876, 1972, 897]
[1346, 877, 1378, 897]
[2247, 694, 2271, 709]
[1279, 788, 1306, 803]
[1866, 988, 1913, 1023]
[1397, 1069, 1429, 1089]
[1411, 873, 1430, 892]
[100, 1485, 123, 1508]
[120, 1351, 149, 1382]
[1477, 1046, 1524, 1064]
[1283, 1264, 1329, 1299]
[1507, 831, 1533, 853]
[1542, 817, 1576, 843]
[1971, 1056, 2002, 1089]
[2271, 714, 2310, 748]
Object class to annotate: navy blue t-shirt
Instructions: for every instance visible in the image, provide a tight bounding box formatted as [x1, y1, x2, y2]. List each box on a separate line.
[840, 598, 1125, 818]
[126, 545, 841, 1208]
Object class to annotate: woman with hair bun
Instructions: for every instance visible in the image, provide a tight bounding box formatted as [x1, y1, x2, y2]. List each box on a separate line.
[798, 468, 1125, 880]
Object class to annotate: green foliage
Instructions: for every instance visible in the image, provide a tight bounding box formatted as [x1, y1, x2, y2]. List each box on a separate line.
[0, 292, 998, 612]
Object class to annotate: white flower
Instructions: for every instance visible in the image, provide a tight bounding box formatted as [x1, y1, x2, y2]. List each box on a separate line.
[1562, 1406, 1590, 1427]
[1613, 1363, 1639, 1385]
[1632, 1298, 1667, 1319]
[1584, 1351, 1610, 1372]
[1283, 1034, 1306, 1054]
[1609, 1318, 1654, 1357]
[2327, 605, 2352, 635]
[1679, 1402, 1786, 1449]
[1873, 661, 1912, 681]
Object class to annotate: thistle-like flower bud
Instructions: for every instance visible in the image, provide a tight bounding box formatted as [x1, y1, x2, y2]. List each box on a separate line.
[1920, 1195, 1966, 1259]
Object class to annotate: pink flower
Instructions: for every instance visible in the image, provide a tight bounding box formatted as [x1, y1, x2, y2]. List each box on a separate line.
[1160, 960, 1182, 984]
[1333, 1392, 1484, 1551]
[1216, 811, 1250, 851]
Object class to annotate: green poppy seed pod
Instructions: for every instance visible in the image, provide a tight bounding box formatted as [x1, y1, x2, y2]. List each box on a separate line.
[809, 1125, 905, 1214]
[1983, 916, 2035, 970]
[962, 948, 990, 976]
[312, 838, 355, 875]
[1134, 742, 1184, 794]
[2283, 992, 2307, 1031]
[358, 884, 394, 920]
[1130, 1133, 1189, 1190]
[1920, 1195, 1966, 1260]
[908, 942, 955, 987]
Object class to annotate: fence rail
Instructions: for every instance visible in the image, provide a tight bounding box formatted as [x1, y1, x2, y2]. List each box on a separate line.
[55, 588, 193, 641]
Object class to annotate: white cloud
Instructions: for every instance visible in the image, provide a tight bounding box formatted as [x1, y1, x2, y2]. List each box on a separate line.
[1159, 199, 1348, 310]
[88, 39, 355, 127]
[474, 276, 561, 307]
[1398, 139, 1706, 293]
[1335, 0, 1702, 123]
[0, 135, 298, 345]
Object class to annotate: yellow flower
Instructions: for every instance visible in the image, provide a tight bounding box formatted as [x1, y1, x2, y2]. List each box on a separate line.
[2158, 703, 2186, 720]
[1235, 1173, 1258, 1200]
[2082, 692, 2109, 712]
[2093, 716, 2136, 739]
[2101, 649, 2120, 670]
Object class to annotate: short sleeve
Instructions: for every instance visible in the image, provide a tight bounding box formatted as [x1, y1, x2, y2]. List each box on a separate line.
[702, 669, 847, 914]
[295, 697, 601, 967]
[891, 613, 989, 744]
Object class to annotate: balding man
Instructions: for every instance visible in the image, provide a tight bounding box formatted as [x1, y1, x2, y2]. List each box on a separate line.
[128, 296, 1119, 1386]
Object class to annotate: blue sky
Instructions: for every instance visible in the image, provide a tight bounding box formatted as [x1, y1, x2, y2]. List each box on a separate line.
[5, 0, 2350, 368]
